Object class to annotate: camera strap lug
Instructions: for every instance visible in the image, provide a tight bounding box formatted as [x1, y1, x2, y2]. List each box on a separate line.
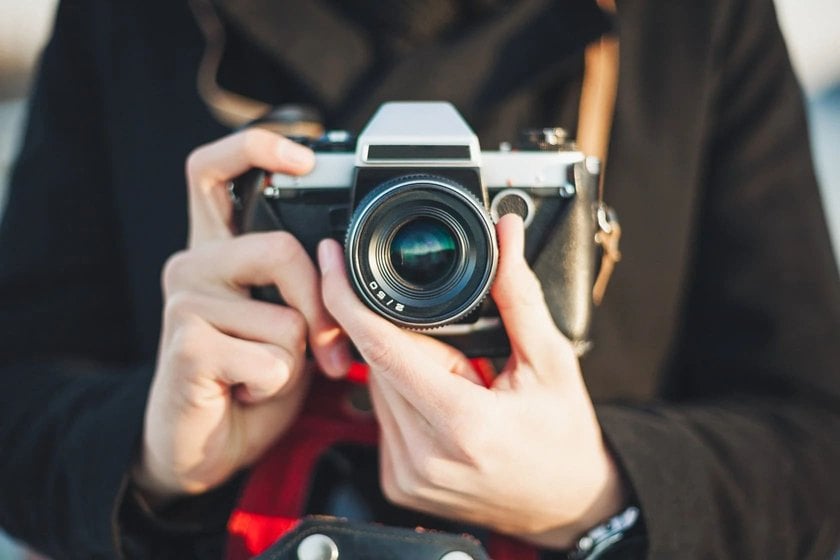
[593, 203, 621, 306]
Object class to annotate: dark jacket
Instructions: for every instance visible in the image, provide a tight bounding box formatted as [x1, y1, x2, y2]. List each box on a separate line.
[1, 0, 839, 558]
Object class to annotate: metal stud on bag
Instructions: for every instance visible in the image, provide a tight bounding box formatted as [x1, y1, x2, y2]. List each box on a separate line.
[297, 534, 339, 560]
[439, 552, 475, 560]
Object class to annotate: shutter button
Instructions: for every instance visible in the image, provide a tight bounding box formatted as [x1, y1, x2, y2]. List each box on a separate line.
[297, 533, 339, 560]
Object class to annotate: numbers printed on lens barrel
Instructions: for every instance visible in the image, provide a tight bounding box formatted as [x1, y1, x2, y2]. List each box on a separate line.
[368, 282, 405, 313]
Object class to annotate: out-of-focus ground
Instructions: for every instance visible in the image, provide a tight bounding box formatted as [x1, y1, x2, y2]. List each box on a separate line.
[0, 0, 838, 558]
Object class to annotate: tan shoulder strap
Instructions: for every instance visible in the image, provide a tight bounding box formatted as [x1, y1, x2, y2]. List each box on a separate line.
[577, 33, 622, 305]
[576, 35, 620, 202]
[189, 0, 271, 126]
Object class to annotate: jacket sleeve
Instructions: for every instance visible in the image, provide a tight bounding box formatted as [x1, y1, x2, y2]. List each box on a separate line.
[0, 1, 152, 557]
[597, 1, 840, 557]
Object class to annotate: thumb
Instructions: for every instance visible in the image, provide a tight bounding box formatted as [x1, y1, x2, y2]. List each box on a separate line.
[491, 214, 567, 364]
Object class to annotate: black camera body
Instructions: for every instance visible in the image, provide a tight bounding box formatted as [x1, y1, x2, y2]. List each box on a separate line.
[232, 102, 600, 357]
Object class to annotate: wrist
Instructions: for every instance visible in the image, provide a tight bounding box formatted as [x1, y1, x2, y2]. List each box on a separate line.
[130, 447, 185, 511]
[519, 444, 628, 550]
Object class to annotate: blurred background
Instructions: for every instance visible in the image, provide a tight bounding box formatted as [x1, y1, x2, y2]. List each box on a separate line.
[0, 1, 838, 558]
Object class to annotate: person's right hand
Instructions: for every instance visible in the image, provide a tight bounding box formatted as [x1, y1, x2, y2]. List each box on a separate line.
[132, 129, 351, 504]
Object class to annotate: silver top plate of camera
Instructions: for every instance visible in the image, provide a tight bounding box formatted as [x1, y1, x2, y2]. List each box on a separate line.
[267, 102, 586, 193]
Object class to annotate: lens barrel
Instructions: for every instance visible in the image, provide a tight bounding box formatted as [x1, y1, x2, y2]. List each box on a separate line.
[345, 175, 498, 329]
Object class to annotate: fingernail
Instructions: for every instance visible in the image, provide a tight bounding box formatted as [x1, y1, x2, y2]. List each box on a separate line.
[277, 140, 315, 168]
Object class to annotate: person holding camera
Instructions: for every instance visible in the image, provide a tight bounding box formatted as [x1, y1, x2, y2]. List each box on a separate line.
[134, 116, 627, 556]
[1, 0, 839, 558]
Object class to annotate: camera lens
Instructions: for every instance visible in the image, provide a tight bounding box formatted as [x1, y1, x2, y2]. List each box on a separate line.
[345, 174, 498, 329]
[390, 218, 458, 286]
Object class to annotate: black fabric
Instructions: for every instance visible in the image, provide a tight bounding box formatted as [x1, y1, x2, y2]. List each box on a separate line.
[214, 0, 609, 132]
[119, 472, 247, 559]
[0, 0, 838, 559]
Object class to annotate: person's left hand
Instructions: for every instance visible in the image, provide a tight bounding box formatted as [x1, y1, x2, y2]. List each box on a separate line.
[318, 214, 626, 548]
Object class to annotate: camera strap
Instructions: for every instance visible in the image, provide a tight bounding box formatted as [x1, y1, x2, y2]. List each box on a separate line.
[577, 32, 622, 306]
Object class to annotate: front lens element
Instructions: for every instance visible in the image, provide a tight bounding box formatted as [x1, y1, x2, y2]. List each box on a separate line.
[390, 218, 457, 286]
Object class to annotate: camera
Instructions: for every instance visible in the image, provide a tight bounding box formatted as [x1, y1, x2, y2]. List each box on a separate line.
[232, 102, 600, 357]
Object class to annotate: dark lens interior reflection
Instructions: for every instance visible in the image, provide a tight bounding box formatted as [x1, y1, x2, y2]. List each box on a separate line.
[389, 218, 457, 286]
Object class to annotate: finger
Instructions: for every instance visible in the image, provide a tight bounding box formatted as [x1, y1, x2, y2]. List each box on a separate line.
[186, 128, 315, 246]
[233, 365, 312, 466]
[491, 214, 574, 367]
[224, 344, 299, 403]
[318, 239, 484, 416]
[167, 319, 299, 404]
[215, 336, 301, 403]
[164, 292, 307, 356]
[167, 233, 352, 378]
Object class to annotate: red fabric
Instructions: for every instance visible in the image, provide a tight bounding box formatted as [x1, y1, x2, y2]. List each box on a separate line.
[346, 361, 370, 384]
[226, 361, 541, 559]
[226, 375, 379, 559]
[469, 357, 498, 388]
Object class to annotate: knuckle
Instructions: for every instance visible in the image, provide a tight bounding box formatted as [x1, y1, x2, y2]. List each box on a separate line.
[161, 251, 193, 293]
[380, 474, 403, 505]
[252, 231, 303, 268]
[381, 469, 412, 506]
[269, 231, 305, 261]
[282, 310, 308, 349]
[268, 344, 295, 369]
[240, 127, 272, 155]
[413, 454, 440, 485]
[246, 235, 276, 265]
[166, 318, 211, 376]
[163, 291, 200, 324]
[184, 147, 206, 186]
[393, 465, 417, 498]
[357, 338, 395, 370]
[265, 349, 294, 386]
